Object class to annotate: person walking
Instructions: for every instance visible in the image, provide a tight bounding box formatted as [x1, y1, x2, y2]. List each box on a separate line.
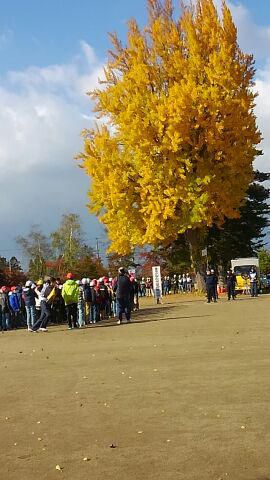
[62, 273, 79, 329]
[114, 267, 132, 325]
[32, 278, 57, 332]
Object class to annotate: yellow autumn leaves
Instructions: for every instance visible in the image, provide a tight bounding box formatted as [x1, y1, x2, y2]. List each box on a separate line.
[79, 0, 261, 254]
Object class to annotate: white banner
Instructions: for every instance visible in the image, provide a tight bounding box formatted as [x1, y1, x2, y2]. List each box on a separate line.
[152, 266, 162, 298]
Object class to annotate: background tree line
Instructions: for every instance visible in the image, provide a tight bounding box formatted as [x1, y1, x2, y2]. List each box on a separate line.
[15, 213, 107, 281]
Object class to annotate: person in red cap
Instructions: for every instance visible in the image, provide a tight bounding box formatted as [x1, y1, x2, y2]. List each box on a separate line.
[61, 273, 79, 329]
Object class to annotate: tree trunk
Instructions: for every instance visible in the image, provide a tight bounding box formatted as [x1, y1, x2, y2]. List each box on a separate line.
[185, 229, 206, 292]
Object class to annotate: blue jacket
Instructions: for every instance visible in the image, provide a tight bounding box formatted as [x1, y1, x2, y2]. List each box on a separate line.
[9, 292, 21, 312]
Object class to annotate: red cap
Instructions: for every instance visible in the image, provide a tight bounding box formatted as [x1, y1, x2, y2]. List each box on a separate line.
[66, 272, 74, 279]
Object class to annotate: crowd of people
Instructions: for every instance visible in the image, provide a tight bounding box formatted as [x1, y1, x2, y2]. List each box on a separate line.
[0, 268, 139, 332]
[140, 274, 193, 297]
[0, 265, 261, 331]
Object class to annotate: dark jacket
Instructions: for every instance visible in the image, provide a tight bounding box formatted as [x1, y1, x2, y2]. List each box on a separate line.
[0, 292, 10, 312]
[226, 273, 236, 286]
[22, 287, 36, 307]
[83, 284, 92, 303]
[114, 274, 132, 299]
[205, 274, 216, 288]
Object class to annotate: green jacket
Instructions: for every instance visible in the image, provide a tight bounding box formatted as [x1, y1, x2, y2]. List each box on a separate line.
[62, 280, 79, 305]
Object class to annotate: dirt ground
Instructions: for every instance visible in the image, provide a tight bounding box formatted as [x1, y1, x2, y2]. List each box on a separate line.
[1, 294, 270, 480]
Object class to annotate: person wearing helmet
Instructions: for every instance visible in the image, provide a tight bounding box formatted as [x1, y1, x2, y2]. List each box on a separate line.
[61, 273, 79, 329]
[113, 268, 132, 325]
[0, 286, 12, 331]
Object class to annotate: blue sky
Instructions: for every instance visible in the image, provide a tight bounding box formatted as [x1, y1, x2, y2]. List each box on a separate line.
[0, 0, 270, 265]
[1, 1, 270, 72]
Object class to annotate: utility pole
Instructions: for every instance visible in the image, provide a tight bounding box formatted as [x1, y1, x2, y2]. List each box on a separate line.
[96, 238, 100, 262]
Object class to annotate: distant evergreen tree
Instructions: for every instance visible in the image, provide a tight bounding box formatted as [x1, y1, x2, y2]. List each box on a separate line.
[206, 171, 270, 268]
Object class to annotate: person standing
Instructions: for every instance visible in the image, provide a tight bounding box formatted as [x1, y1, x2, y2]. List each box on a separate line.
[89, 279, 99, 323]
[172, 275, 178, 294]
[205, 270, 217, 303]
[62, 273, 79, 330]
[82, 278, 91, 324]
[22, 281, 37, 331]
[9, 286, 23, 328]
[226, 269, 236, 301]
[0, 286, 12, 331]
[182, 274, 187, 293]
[114, 267, 132, 325]
[77, 280, 85, 327]
[186, 273, 192, 293]
[249, 267, 258, 297]
[211, 269, 219, 300]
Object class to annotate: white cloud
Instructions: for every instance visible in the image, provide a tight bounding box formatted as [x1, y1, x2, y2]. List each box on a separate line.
[0, 41, 105, 253]
[255, 62, 270, 172]
[1, 3, 270, 259]
[228, 2, 270, 61]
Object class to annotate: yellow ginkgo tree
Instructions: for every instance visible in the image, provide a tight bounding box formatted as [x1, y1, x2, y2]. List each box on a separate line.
[79, 0, 261, 261]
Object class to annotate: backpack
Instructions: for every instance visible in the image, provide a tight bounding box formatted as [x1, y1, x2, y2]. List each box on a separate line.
[62, 281, 79, 305]
[83, 285, 92, 303]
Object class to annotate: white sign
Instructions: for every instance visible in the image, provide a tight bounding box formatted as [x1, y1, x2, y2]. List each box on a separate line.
[152, 266, 162, 298]
[201, 248, 208, 257]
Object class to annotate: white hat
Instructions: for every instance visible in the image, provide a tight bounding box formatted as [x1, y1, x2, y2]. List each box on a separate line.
[25, 280, 32, 287]
[81, 278, 87, 285]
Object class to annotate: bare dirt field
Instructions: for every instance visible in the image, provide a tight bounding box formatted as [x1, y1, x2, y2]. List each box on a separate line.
[1, 294, 270, 480]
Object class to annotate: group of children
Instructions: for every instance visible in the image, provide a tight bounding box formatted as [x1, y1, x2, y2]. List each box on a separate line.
[0, 273, 140, 332]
